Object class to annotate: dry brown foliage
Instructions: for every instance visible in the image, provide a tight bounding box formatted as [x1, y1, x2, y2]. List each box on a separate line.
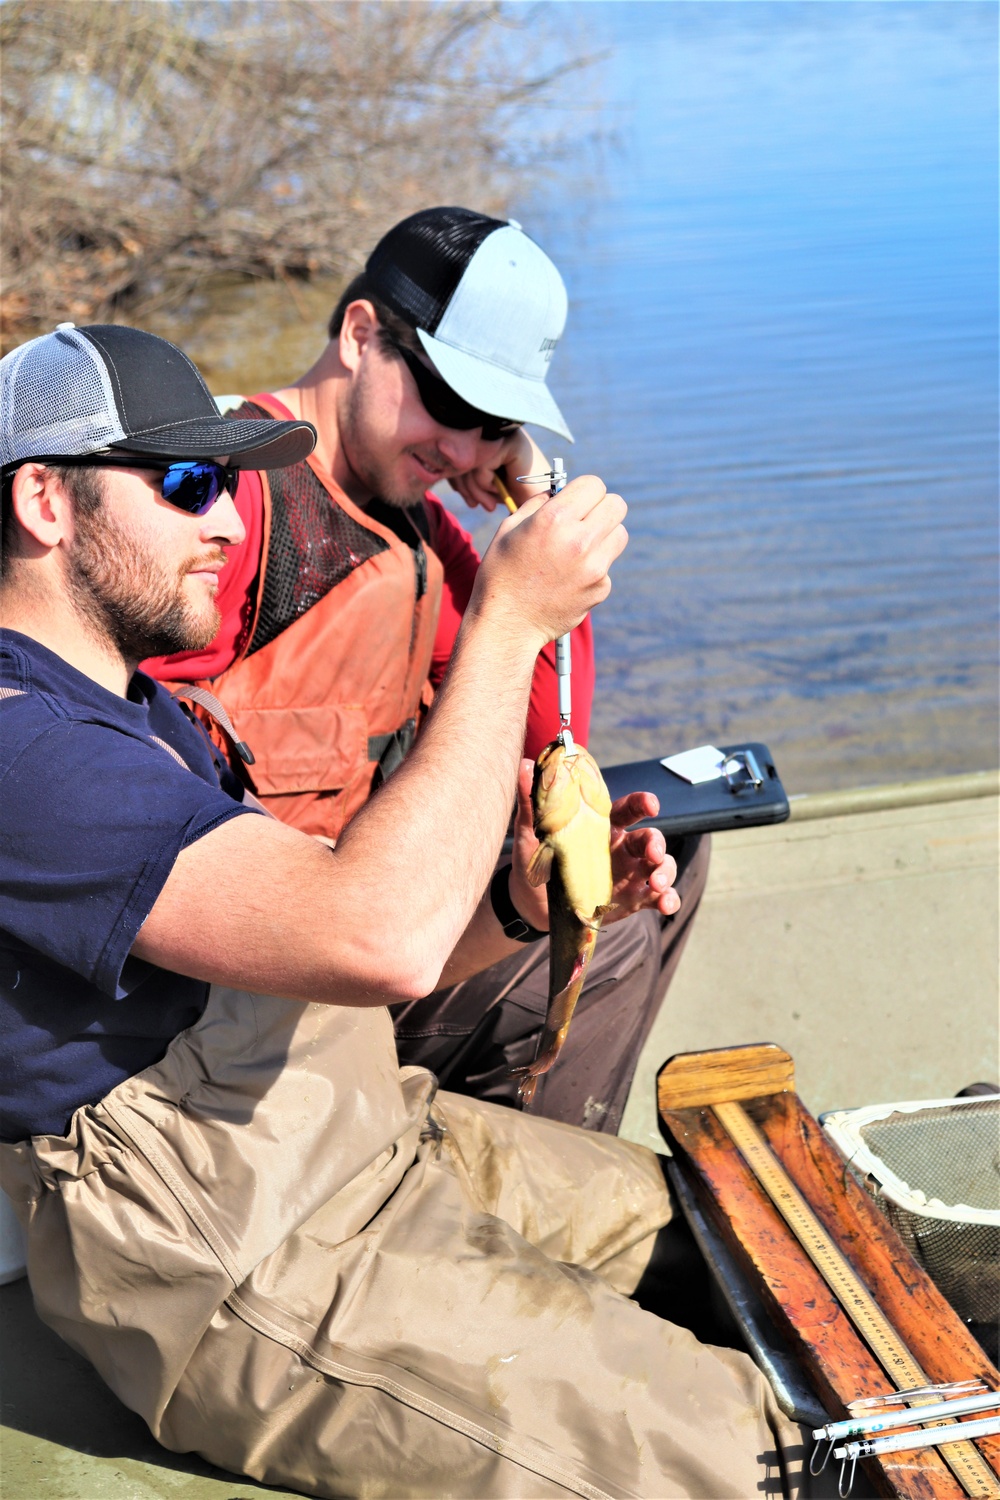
[1, 1, 594, 351]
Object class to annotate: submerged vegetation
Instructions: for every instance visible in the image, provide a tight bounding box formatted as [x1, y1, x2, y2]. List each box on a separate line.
[1, 0, 593, 351]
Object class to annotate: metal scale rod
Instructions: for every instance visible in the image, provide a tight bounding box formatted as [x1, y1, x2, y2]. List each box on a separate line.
[549, 457, 574, 753]
[514, 457, 575, 752]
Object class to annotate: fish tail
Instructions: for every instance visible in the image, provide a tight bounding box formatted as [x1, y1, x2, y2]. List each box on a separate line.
[511, 949, 596, 1100]
[517, 1072, 539, 1105]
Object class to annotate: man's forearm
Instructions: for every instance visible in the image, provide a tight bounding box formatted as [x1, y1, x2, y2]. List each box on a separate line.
[433, 883, 541, 990]
[331, 601, 541, 992]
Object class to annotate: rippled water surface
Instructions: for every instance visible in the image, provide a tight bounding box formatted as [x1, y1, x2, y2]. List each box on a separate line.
[157, 2, 998, 793]
[468, 1, 999, 791]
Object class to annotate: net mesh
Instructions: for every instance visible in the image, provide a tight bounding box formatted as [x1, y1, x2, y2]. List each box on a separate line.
[831, 1099, 999, 1361]
[1, 327, 124, 464]
[229, 402, 389, 655]
[861, 1102, 999, 1211]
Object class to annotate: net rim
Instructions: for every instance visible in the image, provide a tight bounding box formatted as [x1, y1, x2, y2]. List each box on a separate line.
[823, 1096, 1000, 1226]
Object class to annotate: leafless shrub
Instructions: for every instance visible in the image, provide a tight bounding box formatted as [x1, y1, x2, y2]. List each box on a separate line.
[1, 0, 596, 351]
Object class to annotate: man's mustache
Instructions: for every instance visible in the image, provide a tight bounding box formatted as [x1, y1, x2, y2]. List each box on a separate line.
[183, 549, 230, 575]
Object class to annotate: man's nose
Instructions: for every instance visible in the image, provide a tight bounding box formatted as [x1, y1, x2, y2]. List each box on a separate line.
[436, 426, 483, 470]
[203, 485, 246, 547]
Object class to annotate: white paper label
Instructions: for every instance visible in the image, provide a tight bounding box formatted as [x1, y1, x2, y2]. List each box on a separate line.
[660, 745, 727, 785]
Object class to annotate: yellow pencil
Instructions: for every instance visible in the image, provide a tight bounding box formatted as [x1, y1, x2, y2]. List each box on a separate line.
[493, 471, 518, 514]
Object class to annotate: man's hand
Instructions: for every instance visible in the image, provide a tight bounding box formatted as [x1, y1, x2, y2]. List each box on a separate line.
[506, 765, 680, 935]
[469, 474, 627, 651]
[448, 430, 550, 513]
[606, 792, 680, 922]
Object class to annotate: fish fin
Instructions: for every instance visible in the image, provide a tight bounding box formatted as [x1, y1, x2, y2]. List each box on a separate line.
[573, 905, 613, 930]
[526, 842, 555, 888]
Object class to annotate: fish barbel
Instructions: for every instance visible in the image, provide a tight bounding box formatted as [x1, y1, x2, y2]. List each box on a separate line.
[512, 740, 614, 1104]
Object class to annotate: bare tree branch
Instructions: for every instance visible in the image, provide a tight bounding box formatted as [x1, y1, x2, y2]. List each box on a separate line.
[0, 0, 600, 349]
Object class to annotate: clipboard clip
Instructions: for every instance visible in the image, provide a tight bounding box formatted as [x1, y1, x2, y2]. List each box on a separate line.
[722, 749, 764, 793]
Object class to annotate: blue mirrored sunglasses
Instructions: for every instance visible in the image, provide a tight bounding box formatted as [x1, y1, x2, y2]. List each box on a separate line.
[16, 455, 239, 516]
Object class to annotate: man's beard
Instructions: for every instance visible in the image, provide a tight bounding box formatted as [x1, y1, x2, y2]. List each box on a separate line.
[67, 505, 224, 662]
[341, 376, 438, 510]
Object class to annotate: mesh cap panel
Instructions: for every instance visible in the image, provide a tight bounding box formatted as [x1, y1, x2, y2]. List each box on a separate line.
[366, 207, 506, 332]
[362, 207, 572, 440]
[1, 327, 126, 465]
[1, 324, 315, 470]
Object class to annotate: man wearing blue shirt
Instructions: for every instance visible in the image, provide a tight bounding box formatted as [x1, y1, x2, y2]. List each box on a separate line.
[0, 325, 799, 1499]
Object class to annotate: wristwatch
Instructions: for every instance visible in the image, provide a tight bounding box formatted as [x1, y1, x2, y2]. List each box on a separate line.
[489, 864, 548, 944]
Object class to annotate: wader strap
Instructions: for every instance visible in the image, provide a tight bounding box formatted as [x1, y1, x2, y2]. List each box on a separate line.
[172, 686, 255, 766]
[368, 718, 417, 784]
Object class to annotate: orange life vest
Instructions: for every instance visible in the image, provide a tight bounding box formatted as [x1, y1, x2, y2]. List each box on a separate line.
[166, 396, 444, 842]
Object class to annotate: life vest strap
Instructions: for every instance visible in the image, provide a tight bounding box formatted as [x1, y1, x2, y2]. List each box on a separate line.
[368, 718, 418, 783]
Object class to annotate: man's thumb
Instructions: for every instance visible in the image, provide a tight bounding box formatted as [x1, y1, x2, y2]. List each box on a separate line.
[515, 758, 535, 823]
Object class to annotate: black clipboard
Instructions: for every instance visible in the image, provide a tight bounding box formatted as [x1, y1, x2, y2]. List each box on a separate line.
[600, 742, 789, 839]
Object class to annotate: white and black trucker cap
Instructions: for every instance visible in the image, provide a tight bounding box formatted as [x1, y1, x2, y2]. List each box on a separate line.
[365, 207, 573, 442]
[0, 323, 316, 470]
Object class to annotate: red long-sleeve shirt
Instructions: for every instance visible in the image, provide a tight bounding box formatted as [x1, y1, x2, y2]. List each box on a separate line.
[143, 448, 593, 762]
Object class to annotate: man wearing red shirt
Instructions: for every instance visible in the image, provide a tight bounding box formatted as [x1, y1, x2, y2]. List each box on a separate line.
[146, 207, 708, 1134]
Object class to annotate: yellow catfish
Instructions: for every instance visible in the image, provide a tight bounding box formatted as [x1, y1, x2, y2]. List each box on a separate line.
[512, 740, 614, 1104]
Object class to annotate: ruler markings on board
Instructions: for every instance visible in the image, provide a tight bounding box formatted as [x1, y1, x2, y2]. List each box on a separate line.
[712, 1099, 999, 1498]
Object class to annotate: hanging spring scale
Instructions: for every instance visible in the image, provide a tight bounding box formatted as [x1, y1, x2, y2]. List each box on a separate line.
[516, 457, 575, 754]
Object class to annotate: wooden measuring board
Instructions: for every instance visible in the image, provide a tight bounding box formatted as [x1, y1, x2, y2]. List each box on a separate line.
[658, 1044, 1000, 1500]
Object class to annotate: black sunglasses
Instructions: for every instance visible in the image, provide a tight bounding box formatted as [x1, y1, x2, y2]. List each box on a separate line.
[14, 455, 239, 516]
[389, 340, 522, 443]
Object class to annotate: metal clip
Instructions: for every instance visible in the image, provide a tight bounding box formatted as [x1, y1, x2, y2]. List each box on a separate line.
[516, 470, 562, 486]
[837, 1451, 858, 1499]
[809, 1438, 833, 1477]
[722, 749, 764, 792]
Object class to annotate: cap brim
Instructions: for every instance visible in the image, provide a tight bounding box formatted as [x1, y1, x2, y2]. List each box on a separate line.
[416, 330, 573, 443]
[111, 415, 316, 469]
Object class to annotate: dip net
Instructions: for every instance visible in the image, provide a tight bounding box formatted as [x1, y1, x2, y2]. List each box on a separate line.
[823, 1096, 1000, 1362]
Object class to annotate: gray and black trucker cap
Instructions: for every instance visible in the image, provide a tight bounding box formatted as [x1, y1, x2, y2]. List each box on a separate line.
[0, 323, 316, 470]
[365, 207, 573, 442]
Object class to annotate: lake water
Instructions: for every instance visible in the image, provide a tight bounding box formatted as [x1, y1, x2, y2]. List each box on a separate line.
[506, 0, 1000, 792]
[156, 2, 998, 794]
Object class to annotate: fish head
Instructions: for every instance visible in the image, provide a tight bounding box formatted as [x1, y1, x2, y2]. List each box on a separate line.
[532, 740, 582, 838]
[531, 740, 612, 839]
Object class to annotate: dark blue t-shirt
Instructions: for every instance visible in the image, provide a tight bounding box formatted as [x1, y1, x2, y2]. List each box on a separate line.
[0, 630, 259, 1141]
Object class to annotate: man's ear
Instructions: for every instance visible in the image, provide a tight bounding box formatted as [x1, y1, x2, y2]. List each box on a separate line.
[10, 464, 76, 553]
[339, 300, 379, 374]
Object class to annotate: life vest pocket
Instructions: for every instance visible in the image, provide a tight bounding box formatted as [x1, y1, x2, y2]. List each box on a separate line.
[234, 704, 369, 795]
